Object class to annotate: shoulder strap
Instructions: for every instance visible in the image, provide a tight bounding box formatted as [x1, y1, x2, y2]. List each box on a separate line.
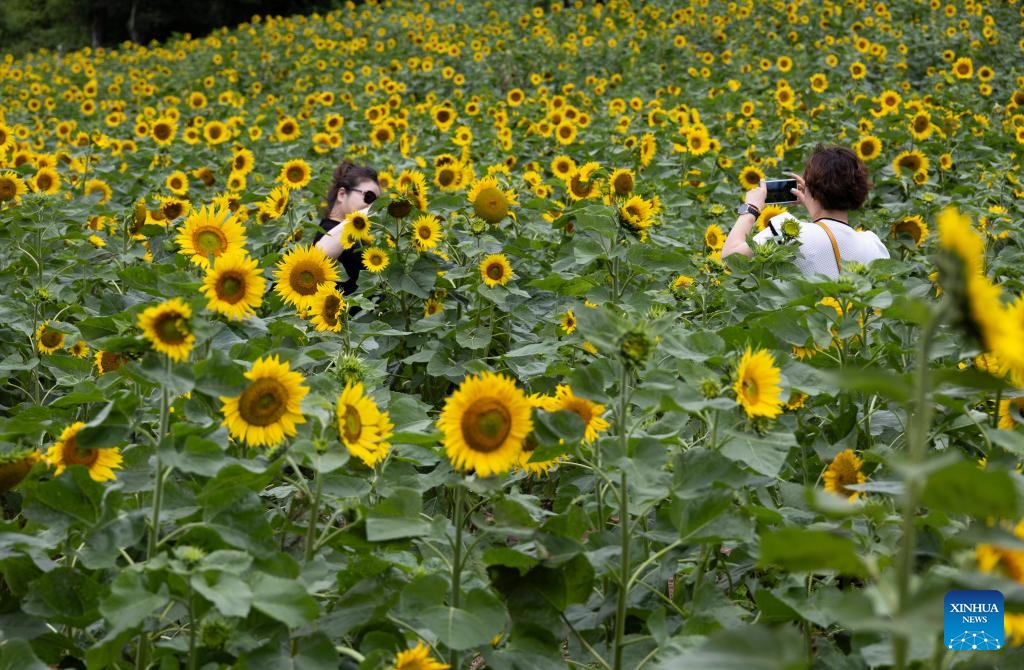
[812, 220, 842, 274]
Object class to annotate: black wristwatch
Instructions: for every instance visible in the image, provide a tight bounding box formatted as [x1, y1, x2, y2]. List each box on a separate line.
[737, 203, 761, 218]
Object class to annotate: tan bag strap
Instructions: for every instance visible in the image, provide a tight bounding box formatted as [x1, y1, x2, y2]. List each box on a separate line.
[812, 220, 842, 274]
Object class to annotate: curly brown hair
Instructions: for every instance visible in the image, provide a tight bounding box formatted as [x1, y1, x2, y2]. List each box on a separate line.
[803, 144, 871, 211]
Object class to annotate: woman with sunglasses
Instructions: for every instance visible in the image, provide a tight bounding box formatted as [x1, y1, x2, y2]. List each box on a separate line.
[314, 160, 382, 295]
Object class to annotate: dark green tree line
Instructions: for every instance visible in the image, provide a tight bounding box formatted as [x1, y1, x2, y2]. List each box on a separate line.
[0, 0, 337, 56]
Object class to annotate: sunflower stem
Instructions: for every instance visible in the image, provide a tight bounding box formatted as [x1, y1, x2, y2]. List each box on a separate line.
[893, 300, 946, 670]
[303, 470, 324, 563]
[138, 356, 172, 670]
[613, 361, 631, 670]
[450, 483, 466, 669]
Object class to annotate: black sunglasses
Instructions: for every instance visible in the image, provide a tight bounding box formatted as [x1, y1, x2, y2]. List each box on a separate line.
[348, 187, 378, 205]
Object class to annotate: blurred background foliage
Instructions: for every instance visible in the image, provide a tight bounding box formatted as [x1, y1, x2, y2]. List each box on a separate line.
[0, 0, 338, 57]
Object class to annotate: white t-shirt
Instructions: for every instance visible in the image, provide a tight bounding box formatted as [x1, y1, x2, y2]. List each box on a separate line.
[752, 213, 890, 279]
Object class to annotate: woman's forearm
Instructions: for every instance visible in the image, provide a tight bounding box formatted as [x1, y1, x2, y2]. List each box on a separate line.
[315, 221, 345, 259]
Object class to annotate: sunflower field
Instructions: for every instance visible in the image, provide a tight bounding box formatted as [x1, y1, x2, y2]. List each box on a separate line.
[2, 0, 1024, 668]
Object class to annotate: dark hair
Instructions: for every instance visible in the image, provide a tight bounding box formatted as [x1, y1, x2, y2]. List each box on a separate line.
[323, 160, 378, 214]
[802, 144, 871, 211]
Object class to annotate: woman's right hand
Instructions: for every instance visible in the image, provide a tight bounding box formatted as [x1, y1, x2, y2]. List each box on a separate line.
[744, 181, 767, 211]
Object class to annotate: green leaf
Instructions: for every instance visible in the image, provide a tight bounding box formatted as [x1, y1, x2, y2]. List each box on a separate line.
[191, 572, 252, 618]
[366, 488, 431, 541]
[820, 367, 911, 403]
[417, 588, 506, 650]
[21, 567, 102, 628]
[75, 401, 132, 450]
[759, 528, 866, 577]
[192, 349, 248, 397]
[99, 570, 170, 636]
[250, 572, 319, 628]
[0, 638, 48, 670]
[921, 461, 1018, 519]
[720, 431, 796, 478]
[652, 624, 808, 670]
[22, 466, 105, 530]
[482, 547, 540, 572]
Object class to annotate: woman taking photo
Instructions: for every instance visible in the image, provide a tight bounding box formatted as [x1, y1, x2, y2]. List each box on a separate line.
[314, 160, 381, 295]
[721, 144, 889, 278]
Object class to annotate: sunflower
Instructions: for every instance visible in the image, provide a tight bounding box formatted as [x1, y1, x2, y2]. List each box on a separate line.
[274, 245, 340, 311]
[479, 253, 514, 288]
[0, 450, 39, 494]
[686, 126, 711, 156]
[45, 422, 123, 482]
[35, 321, 66, 354]
[952, 56, 974, 79]
[30, 166, 61, 194]
[560, 310, 577, 334]
[220, 355, 309, 448]
[343, 210, 374, 248]
[823, 449, 866, 502]
[275, 116, 302, 142]
[432, 105, 456, 132]
[438, 371, 533, 477]
[433, 162, 463, 191]
[362, 246, 390, 273]
[411, 215, 443, 251]
[150, 117, 177, 146]
[164, 171, 188, 196]
[551, 155, 577, 180]
[978, 518, 1024, 586]
[231, 147, 255, 174]
[566, 162, 600, 201]
[738, 165, 764, 189]
[618, 195, 654, 232]
[68, 340, 90, 358]
[733, 347, 784, 419]
[137, 298, 195, 362]
[892, 150, 928, 178]
[704, 223, 725, 251]
[608, 168, 635, 196]
[854, 135, 882, 162]
[203, 120, 230, 145]
[94, 350, 128, 374]
[672, 274, 694, 291]
[424, 297, 444, 317]
[468, 176, 513, 223]
[639, 133, 657, 166]
[309, 284, 346, 332]
[937, 206, 985, 276]
[201, 251, 265, 321]
[890, 215, 929, 247]
[542, 384, 610, 443]
[554, 120, 578, 145]
[756, 204, 787, 231]
[278, 158, 312, 190]
[258, 185, 290, 221]
[515, 432, 567, 476]
[393, 641, 450, 670]
[336, 382, 394, 467]
[999, 397, 1024, 430]
[175, 205, 247, 268]
[908, 112, 933, 141]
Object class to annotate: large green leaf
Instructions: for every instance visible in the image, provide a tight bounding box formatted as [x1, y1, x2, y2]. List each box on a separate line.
[250, 572, 319, 628]
[417, 588, 506, 650]
[651, 624, 808, 670]
[759, 528, 867, 577]
[99, 570, 170, 637]
[921, 460, 1018, 519]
